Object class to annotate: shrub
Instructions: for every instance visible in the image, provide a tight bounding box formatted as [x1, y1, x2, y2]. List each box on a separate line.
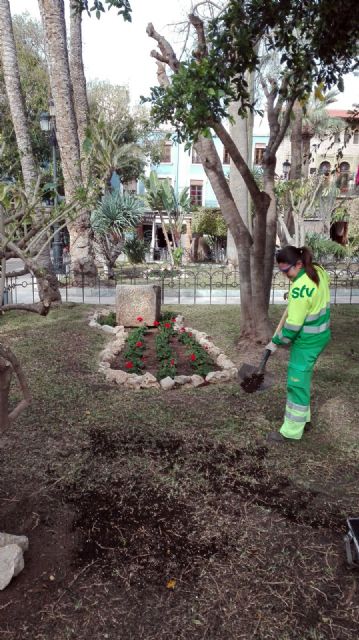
[97, 311, 117, 327]
[123, 237, 148, 264]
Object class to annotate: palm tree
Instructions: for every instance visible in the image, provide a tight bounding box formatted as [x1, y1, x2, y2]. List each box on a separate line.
[144, 171, 192, 266]
[90, 190, 144, 277]
[160, 179, 191, 247]
[38, 0, 96, 286]
[144, 171, 174, 264]
[0, 0, 60, 301]
[301, 89, 341, 177]
[69, 0, 89, 182]
[289, 89, 341, 179]
[85, 118, 145, 193]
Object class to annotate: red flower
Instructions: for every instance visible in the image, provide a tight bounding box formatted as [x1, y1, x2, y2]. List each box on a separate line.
[190, 353, 196, 362]
[153, 320, 160, 326]
[171, 317, 176, 322]
[136, 341, 143, 347]
[180, 327, 185, 333]
[170, 359, 175, 366]
[188, 332, 192, 337]
[164, 322, 171, 329]
[125, 361, 134, 369]
[136, 316, 143, 322]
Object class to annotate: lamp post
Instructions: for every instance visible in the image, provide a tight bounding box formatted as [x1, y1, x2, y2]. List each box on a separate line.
[39, 100, 63, 272]
[282, 159, 291, 181]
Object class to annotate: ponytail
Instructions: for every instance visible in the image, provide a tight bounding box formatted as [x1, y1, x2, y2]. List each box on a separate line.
[276, 245, 319, 286]
[299, 246, 319, 286]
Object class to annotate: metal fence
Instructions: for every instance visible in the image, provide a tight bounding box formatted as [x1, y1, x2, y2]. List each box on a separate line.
[5, 259, 359, 306]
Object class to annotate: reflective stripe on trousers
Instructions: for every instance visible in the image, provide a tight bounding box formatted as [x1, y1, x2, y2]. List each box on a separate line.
[279, 331, 330, 440]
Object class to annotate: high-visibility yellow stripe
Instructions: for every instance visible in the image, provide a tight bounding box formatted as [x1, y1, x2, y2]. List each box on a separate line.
[287, 400, 309, 412]
[302, 321, 330, 334]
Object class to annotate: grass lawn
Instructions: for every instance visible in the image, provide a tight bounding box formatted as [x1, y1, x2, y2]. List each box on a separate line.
[0, 303, 358, 639]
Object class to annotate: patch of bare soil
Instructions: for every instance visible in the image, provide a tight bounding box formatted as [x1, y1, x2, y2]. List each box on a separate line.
[1, 434, 358, 640]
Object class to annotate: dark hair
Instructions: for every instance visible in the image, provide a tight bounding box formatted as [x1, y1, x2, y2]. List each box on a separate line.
[276, 245, 320, 286]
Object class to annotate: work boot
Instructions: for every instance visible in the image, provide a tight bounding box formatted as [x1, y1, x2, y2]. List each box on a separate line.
[266, 431, 288, 444]
[304, 421, 312, 433]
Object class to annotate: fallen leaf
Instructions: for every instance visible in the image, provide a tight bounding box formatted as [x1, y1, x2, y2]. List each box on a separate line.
[166, 578, 176, 589]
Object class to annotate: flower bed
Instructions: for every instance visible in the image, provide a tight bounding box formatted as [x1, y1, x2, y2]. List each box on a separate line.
[89, 311, 238, 391]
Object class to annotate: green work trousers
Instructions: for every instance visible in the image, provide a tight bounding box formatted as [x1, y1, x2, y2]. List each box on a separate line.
[280, 331, 331, 440]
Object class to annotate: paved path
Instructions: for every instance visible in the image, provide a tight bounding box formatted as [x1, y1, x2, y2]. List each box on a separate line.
[5, 275, 359, 306]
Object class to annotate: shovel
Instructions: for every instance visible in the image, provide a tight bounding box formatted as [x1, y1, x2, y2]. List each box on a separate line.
[239, 308, 288, 393]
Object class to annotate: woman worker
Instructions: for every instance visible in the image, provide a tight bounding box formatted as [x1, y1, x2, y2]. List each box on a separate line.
[266, 246, 331, 444]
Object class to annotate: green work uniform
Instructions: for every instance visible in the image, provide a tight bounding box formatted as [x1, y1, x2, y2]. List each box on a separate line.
[272, 266, 331, 440]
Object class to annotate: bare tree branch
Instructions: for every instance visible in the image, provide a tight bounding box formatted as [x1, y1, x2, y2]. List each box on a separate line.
[188, 13, 208, 57]
[146, 23, 180, 72]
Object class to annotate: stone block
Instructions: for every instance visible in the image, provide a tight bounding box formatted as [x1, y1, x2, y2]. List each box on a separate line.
[115, 285, 161, 327]
[0, 544, 24, 590]
[174, 375, 192, 385]
[160, 376, 175, 391]
[191, 375, 205, 387]
[206, 370, 232, 384]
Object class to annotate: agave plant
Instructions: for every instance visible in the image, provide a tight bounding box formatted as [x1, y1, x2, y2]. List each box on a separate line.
[91, 190, 144, 277]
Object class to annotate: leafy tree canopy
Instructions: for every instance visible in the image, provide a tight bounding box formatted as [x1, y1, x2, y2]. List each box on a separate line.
[74, 0, 131, 21]
[147, 0, 359, 143]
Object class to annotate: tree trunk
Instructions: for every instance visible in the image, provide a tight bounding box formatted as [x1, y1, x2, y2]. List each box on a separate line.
[289, 100, 303, 180]
[262, 154, 278, 308]
[159, 212, 174, 265]
[196, 136, 270, 341]
[302, 133, 312, 178]
[0, 0, 60, 302]
[227, 102, 251, 266]
[38, 0, 96, 285]
[69, 1, 89, 179]
[0, 356, 12, 432]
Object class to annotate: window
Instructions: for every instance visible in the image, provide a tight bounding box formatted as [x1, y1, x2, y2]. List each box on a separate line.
[318, 161, 331, 176]
[223, 148, 230, 165]
[160, 142, 172, 163]
[254, 144, 265, 165]
[123, 179, 137, 194]
[192, 147, 201, 164]
[190, 180, 203, 206]
[354, 130, 359, 144]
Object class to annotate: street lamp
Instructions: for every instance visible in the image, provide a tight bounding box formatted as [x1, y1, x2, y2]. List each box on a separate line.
[282, 159, 291, 180]
[40, 100, 63, 272]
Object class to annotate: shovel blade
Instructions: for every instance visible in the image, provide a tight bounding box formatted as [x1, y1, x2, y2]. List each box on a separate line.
[238, 363, 258, 380]
[238, 362, 275, 393]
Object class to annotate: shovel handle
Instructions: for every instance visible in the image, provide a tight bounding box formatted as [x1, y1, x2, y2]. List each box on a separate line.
[258, 349, 272, 374]
[273, 308, 288, 337]
[257, 310, 288, 375]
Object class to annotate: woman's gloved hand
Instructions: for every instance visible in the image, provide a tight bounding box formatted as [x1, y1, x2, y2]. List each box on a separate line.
[265, 341, 277, 353]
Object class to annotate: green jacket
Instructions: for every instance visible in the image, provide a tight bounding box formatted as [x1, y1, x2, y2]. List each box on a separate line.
[272, 266, 331, 347]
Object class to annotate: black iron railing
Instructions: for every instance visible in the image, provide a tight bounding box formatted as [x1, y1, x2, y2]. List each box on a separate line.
[4, 259, 359, 306]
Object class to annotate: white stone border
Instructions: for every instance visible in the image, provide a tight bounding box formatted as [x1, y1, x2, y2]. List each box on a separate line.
[89, 311, 238, 391]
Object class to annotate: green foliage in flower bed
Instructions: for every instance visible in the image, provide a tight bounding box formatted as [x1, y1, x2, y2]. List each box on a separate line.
[155, 319, 177, 381]
[178, 329, 214, 377]
[97, 311, 117, 327]
[123, 326, 147, 373]
[120, 314, 214, 381]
